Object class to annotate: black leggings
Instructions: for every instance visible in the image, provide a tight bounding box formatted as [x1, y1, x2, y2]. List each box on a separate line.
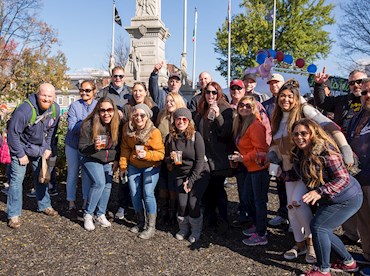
[177, 173, 209, 218]
[202, 174, 228, 221]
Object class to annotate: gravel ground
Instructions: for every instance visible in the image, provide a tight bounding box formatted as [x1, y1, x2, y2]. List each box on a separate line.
[0, 175, 363, 276]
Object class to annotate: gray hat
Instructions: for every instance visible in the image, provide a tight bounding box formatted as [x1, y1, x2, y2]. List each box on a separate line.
[133, 103, 153, 118]
[169, 71, 182, 80]
[243, 73, 257, 82]
[173, 108, 192, 121]
[267, 73, 284, 84]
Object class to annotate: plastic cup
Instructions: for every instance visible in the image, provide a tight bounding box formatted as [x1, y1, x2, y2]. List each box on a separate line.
[135, 145, 145, 158]
[255, 152, 267, 167]
[96, 135, 107, 150]
[228, 154, 238, 169]
[269, 163, 280, 177]
[174, 151, 183, 165]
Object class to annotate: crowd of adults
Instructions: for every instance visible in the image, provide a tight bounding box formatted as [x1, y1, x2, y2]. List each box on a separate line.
[1, 63, 370, 276]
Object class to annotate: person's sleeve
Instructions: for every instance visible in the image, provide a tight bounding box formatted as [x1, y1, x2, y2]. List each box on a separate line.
[187, 132, 206, 188]
[214, 107, 233, 138]
[7, 106, 30, 158]
[68, 103, 83, 134]
[149, 71, 166, 110]
[119, 124, 132, 170]
[313, 83, 336, 112]
[188, 95, 199, 113]
[44, 105, 60, 150]
[243, 123, 269, 163]
[142, 129, 165, 162]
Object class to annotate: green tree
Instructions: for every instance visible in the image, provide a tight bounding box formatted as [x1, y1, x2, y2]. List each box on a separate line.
[215, 0, 335, 78]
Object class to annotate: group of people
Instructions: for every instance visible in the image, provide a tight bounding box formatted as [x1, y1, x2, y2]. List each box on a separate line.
[2, 63, 370, 276]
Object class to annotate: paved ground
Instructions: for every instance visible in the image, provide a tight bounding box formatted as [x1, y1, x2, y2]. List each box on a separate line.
[0, 176, 363, 276]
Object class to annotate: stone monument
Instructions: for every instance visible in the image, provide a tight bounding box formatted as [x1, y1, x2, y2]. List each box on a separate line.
[124, 0, 170, 87]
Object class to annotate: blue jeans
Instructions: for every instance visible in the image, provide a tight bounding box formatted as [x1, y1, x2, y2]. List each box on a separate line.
[128, 164, 160, 215]
[66, 144, 90, 201]
[82, 158, 113, 217]
[311, 193, 363, 272]
[7, 156, 52, 218]
[244, 169, 270, 236]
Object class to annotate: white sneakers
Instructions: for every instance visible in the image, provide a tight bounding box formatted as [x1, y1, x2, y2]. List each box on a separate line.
[84, 214, 111, 231]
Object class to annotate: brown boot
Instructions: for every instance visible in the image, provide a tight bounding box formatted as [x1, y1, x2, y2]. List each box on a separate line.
[8, 216, 21, 229]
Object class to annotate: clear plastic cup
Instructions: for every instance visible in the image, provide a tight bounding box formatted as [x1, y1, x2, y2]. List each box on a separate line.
[269, 163, 280, 176]
[135, 145, 145, 158]
[174, 151, 183, 165]
[96, 135, 107, 150]
[228, 154, 238, 169]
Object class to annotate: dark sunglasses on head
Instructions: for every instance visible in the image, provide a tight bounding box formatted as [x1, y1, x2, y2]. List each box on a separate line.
[113, 74, 125, 79]
[361, 90, 370, 96]
[231, 86, 242, 91]
[238, 103, 252, 109]
[133, 113, 147, 119]
[348, 79, 363, 86]
[176, 117, 189, 123]
[99, 108, 114, 114]
[79, 88, 93, 93]
[205, 90, 218, 95]
[293, 131, 309, 138]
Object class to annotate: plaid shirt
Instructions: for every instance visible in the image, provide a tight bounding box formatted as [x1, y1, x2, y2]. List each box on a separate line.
[315, 153, 350, 198]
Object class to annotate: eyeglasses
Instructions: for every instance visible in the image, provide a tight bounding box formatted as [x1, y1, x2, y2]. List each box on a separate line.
[99, 108, 114, 114]
[79, 88, 93, 93]
[238, 103, 252, 109]
[176, 117, 189, 123]
[133, 113, 147, 119]
[293, 131, 309, 138]
[113, 74, 125, 79]
[361, 90, 370, 96]
[231, 86, 242, 91]
[205, 90, 218, 95]
[348, 79, 363, 86]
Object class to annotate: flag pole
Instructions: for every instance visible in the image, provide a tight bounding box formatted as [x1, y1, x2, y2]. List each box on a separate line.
[109, 0, 116, 74]
[192, 8, 198, 90]
[227, 0, 231, 86]
[181, 0, 188, 79]
[272, 0, 276, 50]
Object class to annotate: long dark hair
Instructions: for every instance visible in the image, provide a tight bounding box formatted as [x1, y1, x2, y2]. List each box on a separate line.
[197, 81, 230, 116]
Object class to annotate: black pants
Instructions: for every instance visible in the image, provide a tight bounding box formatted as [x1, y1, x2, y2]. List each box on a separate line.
[177, 172, 209, 218]
[118, 180, 132, 209]
[276, 178, 288, 219]
[202, 174, 228, 221]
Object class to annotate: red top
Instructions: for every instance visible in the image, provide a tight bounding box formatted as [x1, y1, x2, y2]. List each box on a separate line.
[237, 118, 269, 172]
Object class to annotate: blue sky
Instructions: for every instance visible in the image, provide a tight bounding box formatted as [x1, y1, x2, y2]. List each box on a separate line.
[40, 0, 347, 87]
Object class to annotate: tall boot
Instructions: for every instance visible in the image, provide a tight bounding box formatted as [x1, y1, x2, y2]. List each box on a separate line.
[157, 198, 169, 226]
[139, 213, 156, 239]
[130, 210, 145, 234]
[189, 214, 203, 243]
[175, 216, 190, 241]
[168, 199, 178, 227]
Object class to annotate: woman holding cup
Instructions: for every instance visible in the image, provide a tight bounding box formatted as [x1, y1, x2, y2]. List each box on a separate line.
[269, 79, 354, 263]
[155, 92, 187, 226]
[194, 81, 233, 229]
[119, 104, 164, 239]
[79, 97, 121, 231]
[165, 108, 209, 243]
[231, 96, 270, 246]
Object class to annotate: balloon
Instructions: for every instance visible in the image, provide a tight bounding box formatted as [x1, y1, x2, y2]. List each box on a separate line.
[256, 53, 267, 65]
[268, 49, 276, 58]
[283, 54, 293, 64]
[276, 51, 284, 62]
[296, 58, 305, 68]
[307, 64, 317, 73]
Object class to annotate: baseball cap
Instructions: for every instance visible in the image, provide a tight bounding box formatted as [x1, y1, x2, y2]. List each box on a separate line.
[267, 73, 284, 84]
[243, 73, 257, 82]
[169, 71, 182, 80]
[230, 79, 244, 88]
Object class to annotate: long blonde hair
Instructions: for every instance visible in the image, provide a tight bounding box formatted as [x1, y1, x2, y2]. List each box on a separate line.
[271, 79, 303, 136]
[291, 118, 341, 189]
[232, 96, 261, 139]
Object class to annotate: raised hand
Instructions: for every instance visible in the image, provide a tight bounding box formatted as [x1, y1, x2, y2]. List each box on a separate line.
[314, 67, 330, 84]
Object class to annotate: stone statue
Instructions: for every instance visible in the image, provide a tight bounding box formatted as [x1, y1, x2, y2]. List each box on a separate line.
[129, 45, 142, 81]
[136, 0, 158, 17]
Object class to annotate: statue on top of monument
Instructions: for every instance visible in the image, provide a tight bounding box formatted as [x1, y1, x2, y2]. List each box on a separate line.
[136, 0, 157, 17]
[129, 45, 142, 81]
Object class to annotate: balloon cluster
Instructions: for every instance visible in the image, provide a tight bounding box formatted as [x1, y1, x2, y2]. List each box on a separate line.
[255, 49, 317, 73]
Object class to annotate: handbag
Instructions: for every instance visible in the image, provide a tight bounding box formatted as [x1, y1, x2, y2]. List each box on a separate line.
[0, 138, 11, 164]
[39, 156, 51, 184]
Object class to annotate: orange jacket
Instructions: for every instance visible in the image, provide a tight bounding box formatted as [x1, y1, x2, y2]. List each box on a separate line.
[119, 127, 164, 170]
[237, 119, 269, 172]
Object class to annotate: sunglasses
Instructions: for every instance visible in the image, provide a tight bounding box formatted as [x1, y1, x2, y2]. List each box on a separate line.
[99, 108, 114, 114]
[348, 79, 363, 86]
[293, 131, 309, 138]
[238, 103, 252, 109]
[79, 88, 93, 93]
[113, 74, 125, 79]
[176, 117, 189, 123]
[133, 113, 147, 119]
[361, 90, 370, 96]
[231, 86, 243, 91]
[205, 90, 218, 95]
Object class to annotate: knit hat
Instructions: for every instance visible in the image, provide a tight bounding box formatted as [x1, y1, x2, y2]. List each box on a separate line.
[133, 103, 153, 118]
[173, 108, 192, 121]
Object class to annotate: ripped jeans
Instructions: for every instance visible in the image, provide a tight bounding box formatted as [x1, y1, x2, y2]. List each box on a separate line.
[286, 180, 313, 242]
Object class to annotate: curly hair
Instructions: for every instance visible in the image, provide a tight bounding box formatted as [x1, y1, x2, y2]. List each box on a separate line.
[271, 79, 303, 136]
[169, 119, 196, 141]
[290, 118, 341, 189]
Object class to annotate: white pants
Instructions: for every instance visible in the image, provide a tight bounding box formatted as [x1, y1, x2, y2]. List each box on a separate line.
[286, 180, 313, 242]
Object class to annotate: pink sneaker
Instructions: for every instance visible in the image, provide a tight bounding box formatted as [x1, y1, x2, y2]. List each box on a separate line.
[242, 225, 256, 237]
[242, 233, 268, 246]
[302, 266, 331, 275]
[330, 260, 358, 272]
